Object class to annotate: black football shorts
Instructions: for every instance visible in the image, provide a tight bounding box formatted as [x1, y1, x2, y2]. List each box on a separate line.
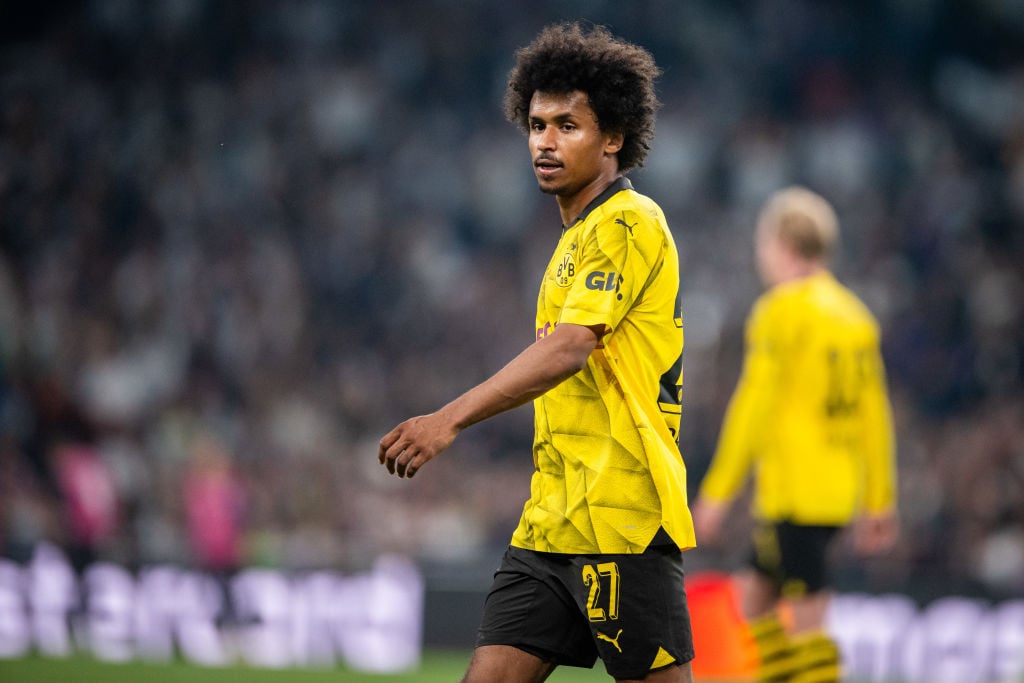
[475, 539, 695, 679]
[749, 520, 842, 597]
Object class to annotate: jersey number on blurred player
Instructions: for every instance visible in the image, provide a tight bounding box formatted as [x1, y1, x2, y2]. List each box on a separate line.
[825, 347, 867, 417]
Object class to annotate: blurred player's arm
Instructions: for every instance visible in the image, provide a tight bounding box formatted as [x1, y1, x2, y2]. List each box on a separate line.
[694, 304, 779, 544]
[853, 342, 899, 554]
[378, 322, 601, 479]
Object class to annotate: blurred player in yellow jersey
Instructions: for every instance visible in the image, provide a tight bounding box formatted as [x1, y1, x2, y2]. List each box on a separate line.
[693, 187, 898, 683]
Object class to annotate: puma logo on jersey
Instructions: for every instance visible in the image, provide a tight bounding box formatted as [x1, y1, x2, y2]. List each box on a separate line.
[615, 217, 637, 236]
[597, 628, 624, 653]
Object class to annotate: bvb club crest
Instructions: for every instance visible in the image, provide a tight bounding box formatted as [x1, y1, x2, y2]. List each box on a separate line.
[555, 251, 576, 287]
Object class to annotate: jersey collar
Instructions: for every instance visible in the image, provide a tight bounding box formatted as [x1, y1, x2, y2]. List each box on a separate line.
[564, 176, 632, 229]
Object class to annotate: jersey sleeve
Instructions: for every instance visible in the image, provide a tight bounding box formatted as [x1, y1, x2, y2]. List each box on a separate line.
[698, 297, 782, 504]
[558, 208, 662, 336]
[858, 339, 898, 514]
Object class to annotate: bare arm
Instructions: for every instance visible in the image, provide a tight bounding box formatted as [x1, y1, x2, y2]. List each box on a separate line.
[692, 496, 731, 546]
[378, 322, 601, 478]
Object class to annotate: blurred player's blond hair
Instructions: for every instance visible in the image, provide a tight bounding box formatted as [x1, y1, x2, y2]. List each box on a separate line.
[757, 186, 839, 263]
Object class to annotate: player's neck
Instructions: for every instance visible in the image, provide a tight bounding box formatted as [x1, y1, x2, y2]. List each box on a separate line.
[773, 261, 825, 286]
[556, 168, 622, 227]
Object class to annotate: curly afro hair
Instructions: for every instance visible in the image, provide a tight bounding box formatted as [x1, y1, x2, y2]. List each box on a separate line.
[504, 22, 662, 174]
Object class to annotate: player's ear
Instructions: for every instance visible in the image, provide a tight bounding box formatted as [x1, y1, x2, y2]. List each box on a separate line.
[604, 131, 624, 155]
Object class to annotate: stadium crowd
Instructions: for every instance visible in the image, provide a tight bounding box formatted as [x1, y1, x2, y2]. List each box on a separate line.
[1, 0, 1022, 605]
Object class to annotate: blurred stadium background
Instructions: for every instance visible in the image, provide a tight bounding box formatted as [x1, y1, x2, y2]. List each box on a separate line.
[0, 0, 1022, 681]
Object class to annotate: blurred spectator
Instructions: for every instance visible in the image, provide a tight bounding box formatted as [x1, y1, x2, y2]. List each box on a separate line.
[52, 442, 118, 573]
[182, 433, 244, 577]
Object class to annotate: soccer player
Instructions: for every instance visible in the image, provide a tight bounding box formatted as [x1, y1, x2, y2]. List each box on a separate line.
[693, 187, 899, 683]
[379, 22, 697, 683]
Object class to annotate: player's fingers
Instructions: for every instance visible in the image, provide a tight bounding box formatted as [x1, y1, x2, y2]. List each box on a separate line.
[381, 440, 408, 474]
[395, 448, 418, 478]
[378, 430, 399, 464]
[405, 452, 426, 478]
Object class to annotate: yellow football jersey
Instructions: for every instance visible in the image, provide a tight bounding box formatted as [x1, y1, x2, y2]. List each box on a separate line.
[699, 270, 897, 525]
[511, 178, 696, 554]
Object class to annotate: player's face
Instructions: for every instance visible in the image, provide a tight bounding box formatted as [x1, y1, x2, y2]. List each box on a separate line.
[528, 90, 622, 199]
[755, 224, 787, 287]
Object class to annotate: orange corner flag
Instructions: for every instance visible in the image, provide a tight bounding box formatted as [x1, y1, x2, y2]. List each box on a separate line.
[686, 572, 758, 682]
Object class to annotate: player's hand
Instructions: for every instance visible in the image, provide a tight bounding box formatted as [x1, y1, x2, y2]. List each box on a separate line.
[852, 511, 899, 555]
[693, 497, 728, 546]
[378, 412, 458, 479]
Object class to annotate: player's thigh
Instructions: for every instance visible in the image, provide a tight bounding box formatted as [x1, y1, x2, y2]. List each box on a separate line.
[461, 644, 557, 683]
[735, 567, 778, 620]
[786, 589, 832, 633]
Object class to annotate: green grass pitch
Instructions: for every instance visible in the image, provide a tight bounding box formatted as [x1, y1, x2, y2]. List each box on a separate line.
[0, 652, 891, 681]
[0, 650, 613, 682]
